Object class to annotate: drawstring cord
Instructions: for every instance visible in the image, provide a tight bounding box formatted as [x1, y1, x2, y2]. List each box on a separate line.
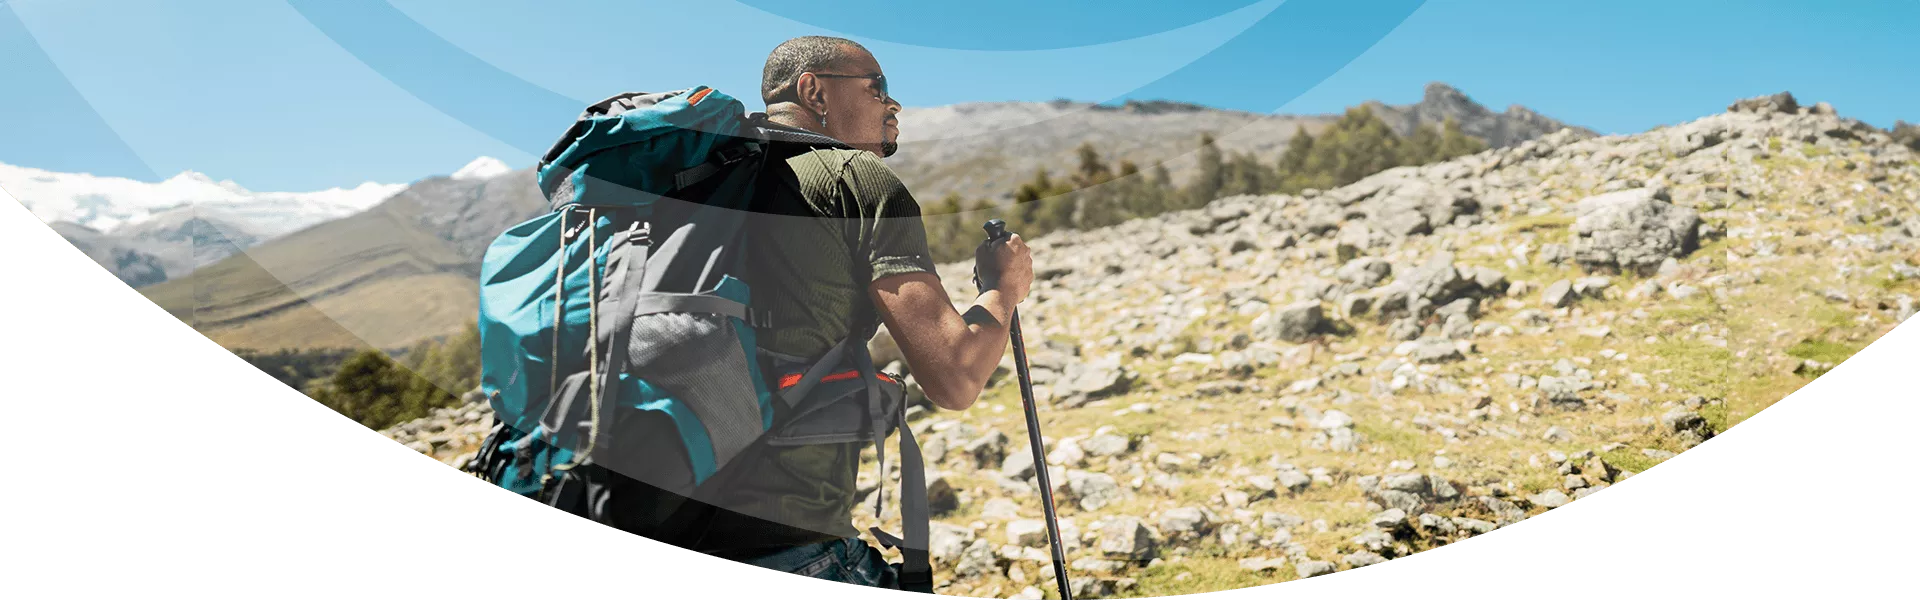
[583, 208, 602, 458]
[548, 205, 601, 470]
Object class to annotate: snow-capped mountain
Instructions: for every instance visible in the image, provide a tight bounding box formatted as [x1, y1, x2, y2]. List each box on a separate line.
[6, 156, 514, 288]
[0, 162, 408, 236]
[451, 156, 512, 181]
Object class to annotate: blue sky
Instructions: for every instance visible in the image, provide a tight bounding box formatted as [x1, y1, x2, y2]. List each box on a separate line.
[3, 0, 1916, 192]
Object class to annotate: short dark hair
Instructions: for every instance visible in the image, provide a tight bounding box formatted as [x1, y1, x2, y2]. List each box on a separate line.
[762, 36, 869, 105]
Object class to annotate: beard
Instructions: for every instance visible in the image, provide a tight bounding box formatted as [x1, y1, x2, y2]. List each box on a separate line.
[882, 139, 898, 158]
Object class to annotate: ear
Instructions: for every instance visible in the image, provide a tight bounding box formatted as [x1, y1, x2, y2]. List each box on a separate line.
[793, 73, 829, 116]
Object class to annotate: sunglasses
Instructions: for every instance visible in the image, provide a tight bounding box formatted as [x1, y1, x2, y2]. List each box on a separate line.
[810, 72, 892, 102]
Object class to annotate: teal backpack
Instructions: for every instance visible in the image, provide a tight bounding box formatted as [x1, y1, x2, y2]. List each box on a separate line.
[465, 87, 932, 592]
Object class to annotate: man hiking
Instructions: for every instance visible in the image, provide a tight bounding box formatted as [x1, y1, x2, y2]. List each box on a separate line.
[470, 34, 1033, 591]
[664, 36, 1034, 587]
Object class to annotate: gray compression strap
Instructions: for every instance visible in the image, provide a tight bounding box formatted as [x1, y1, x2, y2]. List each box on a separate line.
[853, 337, 932, 593]
[628, 293, 749, 320]
[588, 218, 648, 465]
[776, 338, 851, 410]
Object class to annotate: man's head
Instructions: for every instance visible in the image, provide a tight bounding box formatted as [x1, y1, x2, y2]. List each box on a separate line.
[762, 36, 901, 158]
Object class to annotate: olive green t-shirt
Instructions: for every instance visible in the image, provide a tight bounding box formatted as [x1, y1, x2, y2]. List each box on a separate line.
[689, 141, 939, 557]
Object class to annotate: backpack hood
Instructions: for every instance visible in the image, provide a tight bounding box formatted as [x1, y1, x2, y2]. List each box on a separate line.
[536, 87, 750, 208]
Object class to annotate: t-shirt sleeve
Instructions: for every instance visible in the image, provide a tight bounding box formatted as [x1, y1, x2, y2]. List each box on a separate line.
[839, 151, 939, 282]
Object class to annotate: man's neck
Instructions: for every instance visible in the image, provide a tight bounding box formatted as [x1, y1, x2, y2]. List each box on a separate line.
[763, 103, 824, 134]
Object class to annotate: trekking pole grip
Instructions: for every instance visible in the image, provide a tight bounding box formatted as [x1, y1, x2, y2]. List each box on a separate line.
[982, 219, 1008, 242]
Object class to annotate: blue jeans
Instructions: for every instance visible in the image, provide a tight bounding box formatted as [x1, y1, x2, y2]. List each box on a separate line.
[735, 537, 901, 588]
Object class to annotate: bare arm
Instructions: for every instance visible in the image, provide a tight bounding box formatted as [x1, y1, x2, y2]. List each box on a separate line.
[869, 235, 1032, 411]
[826, 148, 1032, 410]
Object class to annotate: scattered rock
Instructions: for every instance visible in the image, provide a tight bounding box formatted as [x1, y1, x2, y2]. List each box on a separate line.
[1370, 508, 1408, 530]
[1053, 354, 1132, 408]
[1344, 551, 1387, 568]
[1097, 517, 1157, 562]
[1159, 507, 1216, 542]
[1529, 489, 1571, 509]
[1082, 432, 1132, 458]
[955, 539, 1001, 580]
[1065, 470, 1124, 511]
[931, 522, 977, 564]
[1662, 409, 1710, 435]
[1240, 557, 1289, 573]
[1570, 187, 1703, 274]
[1542, 426, 1574, 443]
[1387, 318, 1424, 341]
[1451, 517, 1497, 535]
[1542, 279, 1575, 308]
[983, 497, 1021, 521]
[1295, 561, 1337, 579]
[1047, 437, 1087, 467]
[1263, 512, 1306, 530]
[1003, 449, 1037, 480]
[1399, 337, 1466, 363]
[927, 472, 961, 514]
[1263, 300, 1327, 343]
[1155, 452, 1193, 473]
[1275, 470, 1313, 494]
[1382, 473, 1428, 495]
[1416, 513, 1457, 536]
[1007, 519, 1050, 547]
[1728, 91, 1799, 114]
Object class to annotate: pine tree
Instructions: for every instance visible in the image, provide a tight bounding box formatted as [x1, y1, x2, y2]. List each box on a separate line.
[1185, 132, 1225, 208]
[1327, 105, 1403, 185]
[1892, 120, 1920, 152]
[1074, 142, 1112, 188]
[308, 350, 413, 429]
[1276, 126, 1314, 180]
[1435, 117, 1484, 159]
[1403, 122, 1443, 165]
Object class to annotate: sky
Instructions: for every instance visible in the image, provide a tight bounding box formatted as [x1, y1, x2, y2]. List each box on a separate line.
[2, 0, 1916, 193]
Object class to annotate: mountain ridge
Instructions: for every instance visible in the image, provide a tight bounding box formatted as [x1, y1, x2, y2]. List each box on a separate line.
[11, 156, 513, 287]
[887, 82, 1593, 204]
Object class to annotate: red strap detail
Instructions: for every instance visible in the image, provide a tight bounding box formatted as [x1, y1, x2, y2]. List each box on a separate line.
[776, 370, 899, 390]
[686, 88, 714, 105]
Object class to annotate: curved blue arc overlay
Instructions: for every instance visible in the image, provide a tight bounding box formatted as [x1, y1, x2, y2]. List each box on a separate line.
[0, 5, 157, 181]
[1078, 0, 1426, 168]
[285, 0, 1422, 159]
[893, 0, 1425, 157]
[283, 0, 584, 155]
[1122, 0, 1424, 114]
[732, 0, 1269, 52]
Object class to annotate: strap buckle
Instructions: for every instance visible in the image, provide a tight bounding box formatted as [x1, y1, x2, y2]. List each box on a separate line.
[715, 142, 760, 166]
[869, 526, 903, 550]
[870, 527, 934, 594]
[897, 568, 934, 594]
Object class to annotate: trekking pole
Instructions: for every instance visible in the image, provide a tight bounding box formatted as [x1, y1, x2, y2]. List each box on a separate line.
[979, 219, 1073, 601]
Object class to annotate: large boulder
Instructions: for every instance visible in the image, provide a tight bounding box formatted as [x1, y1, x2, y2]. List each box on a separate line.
[1569, 187, 1702, 274]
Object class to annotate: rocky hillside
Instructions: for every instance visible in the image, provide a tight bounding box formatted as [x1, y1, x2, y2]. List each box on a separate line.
[398, 91, 1917, 599]
[888, 82, 1592, 205]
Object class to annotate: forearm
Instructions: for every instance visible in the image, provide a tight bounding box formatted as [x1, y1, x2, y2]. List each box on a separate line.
[929, 289, 1017, 409]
